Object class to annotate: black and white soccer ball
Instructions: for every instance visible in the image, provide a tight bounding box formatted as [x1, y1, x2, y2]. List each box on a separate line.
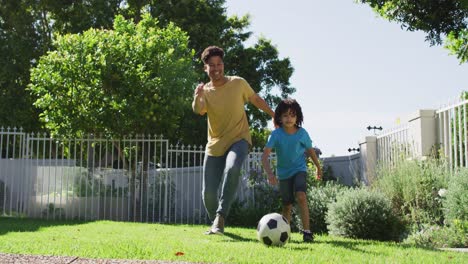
[257, 213, 291, 246]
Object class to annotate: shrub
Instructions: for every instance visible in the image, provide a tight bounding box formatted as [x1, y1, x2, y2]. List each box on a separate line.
[227, 199, 261, 227]
[307, 159, 336, 186]
[372, 158, 450, 227]
[294, 181, 348, 234]
[444, 169, 468, 223]
[326, 188, 404, 241]
[42, 203, 65, 219]
[228, 184, 282, 227]
[405, 220, 468, 248]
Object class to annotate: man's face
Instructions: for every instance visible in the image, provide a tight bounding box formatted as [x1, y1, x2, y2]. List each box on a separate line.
[204, 56, 224, 82]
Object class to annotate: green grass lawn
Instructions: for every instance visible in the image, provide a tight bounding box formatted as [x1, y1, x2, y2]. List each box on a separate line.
[0, 217, 465, 263]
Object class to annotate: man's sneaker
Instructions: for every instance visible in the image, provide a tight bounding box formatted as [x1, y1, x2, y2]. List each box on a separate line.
[302, 230, 314, 243]
[204, 214, 224, 235]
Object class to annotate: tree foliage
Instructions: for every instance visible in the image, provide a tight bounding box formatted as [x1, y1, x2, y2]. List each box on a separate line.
[0, 0, 43, 130]
[446, 29, 468, 63]
[29, 14, 196, 139]
[146, 0, 294, 142]
[3, 0, 295, 146]
[358, 0, 468, 64]
[43, 0, 121, 34]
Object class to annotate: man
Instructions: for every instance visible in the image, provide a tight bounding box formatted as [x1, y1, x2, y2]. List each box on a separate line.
[192, 46, 274, 235]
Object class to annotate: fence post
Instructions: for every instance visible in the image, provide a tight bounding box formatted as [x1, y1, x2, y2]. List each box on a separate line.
[408, 110, 437, 157]
[359, 136, 377, 185]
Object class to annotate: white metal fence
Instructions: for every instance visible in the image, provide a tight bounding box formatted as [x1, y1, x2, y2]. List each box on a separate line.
[374, 98, 468, 169]
[376, 124, 412, 167]
[437, 99, 468, 169]
[0, 127, 268, 224]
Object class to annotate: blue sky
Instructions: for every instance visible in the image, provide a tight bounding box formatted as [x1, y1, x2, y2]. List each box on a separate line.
[225, 0, 468, 156]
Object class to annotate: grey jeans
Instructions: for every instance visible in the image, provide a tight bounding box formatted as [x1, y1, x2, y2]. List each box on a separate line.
[202, 139, 249, 221]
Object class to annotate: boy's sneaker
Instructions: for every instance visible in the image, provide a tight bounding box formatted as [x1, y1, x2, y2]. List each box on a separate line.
[204, 214, 224, 235]
[302, 230, 314, 243]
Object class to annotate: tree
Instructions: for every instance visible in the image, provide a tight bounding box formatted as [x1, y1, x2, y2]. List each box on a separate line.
[446, 28, 468, 63]
[4, 0, 295, 147]
[0, 0, 43, 130]
[358, 0, 468, 64]
[225, 38, 295, 130]
[147, 0, 295, 144]
[35, 0, 295, 145]
[29, 14, 197, 140]
[42, 0, 121, 34]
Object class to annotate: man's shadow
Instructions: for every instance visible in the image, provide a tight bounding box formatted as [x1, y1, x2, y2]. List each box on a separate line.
[224, 232, 258, 242]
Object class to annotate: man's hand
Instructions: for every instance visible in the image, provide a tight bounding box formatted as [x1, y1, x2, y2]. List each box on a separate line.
[194, 82, 205, 97]
[192, 82, 207, 115]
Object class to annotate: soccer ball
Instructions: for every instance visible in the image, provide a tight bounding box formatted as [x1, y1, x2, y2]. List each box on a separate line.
[257, 213, 291, 246]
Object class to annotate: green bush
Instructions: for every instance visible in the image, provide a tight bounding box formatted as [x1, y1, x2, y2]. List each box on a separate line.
[295, 182, 348, 234]
[227, 199, 259, 227]
[228, 184, 282, 227]
[306, 159, 336, 186]
[372, 158, 450, 227]
[405, 220, 467, 248]
[326, 188, 404, 241]
[443, 169, 468, 223]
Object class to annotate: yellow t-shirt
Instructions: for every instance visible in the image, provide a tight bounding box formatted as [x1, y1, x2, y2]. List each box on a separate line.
[201, 76, 255, 156]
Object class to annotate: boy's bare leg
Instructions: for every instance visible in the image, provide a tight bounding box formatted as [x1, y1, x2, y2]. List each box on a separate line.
[282, 204, 293, 224]
[296, 191, 310, 230]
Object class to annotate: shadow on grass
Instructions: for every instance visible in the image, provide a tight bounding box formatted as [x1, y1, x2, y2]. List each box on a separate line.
[286, 236, 441, 255]
[222, 234, 385, 254]
[0, 216, 91, 236]
[223, 232, 258, 243]
[289, 239, 376, 254]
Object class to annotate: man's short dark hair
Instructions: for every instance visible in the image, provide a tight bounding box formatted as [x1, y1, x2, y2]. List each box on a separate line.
[201, 46, 224, 64]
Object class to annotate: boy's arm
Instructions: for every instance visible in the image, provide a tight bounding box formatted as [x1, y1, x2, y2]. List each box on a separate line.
[261, 147, 278, 185]
[306, 148, 322, 180]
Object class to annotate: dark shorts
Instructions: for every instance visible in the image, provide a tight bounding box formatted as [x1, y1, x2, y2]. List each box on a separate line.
[279, 171, 307, 205]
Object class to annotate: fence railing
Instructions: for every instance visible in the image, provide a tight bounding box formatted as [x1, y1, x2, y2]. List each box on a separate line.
[371, 98, 468, 170]
[437, 99, 468, 169]
[376, 124, 412, 167]
[0, 127, 272, 224]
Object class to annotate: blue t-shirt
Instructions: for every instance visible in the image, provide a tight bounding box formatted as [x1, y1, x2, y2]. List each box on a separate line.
[265, 127, 313, 180]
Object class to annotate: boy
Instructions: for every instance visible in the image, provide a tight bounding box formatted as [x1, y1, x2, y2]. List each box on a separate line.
[261, 98, 322, 242]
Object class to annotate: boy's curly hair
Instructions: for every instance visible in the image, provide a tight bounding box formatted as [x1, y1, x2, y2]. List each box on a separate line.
[201, 46, 224, 64]
[274, 98, 304, 128]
